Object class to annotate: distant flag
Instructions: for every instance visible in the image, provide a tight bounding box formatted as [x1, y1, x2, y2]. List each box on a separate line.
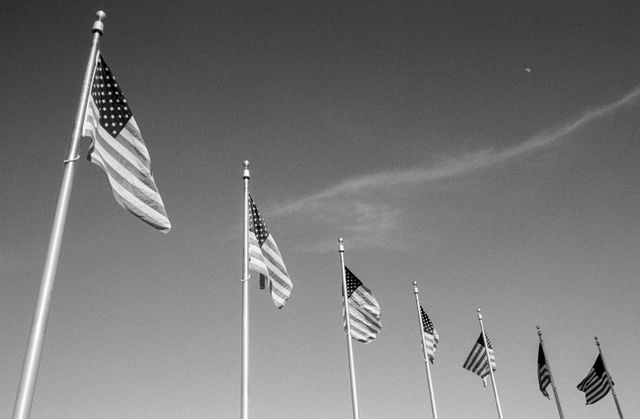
[577, 354, 612, 405]
[248, 195, 292, 308]
[537, 343, 551, 399]
[343, 266, 382, 343]
[82, 53, 171, 232]
[420, 306, 439, 363]
[463, 332, 496, 379]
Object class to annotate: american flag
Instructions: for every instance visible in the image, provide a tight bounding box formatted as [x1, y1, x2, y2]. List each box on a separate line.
[420, 306, 439, 363]
[248, 196, 292, 308]
[577, 354, 612, 405]
[343, 266, 382, 343]
[537, 343, 551, 399]
[463, 332, 496, 379]
[82, 54, 171, 232]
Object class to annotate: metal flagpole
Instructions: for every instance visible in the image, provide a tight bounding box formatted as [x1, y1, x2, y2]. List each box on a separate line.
[241, 160, 250, 419]
[339, 238, 360, 419]
[595, 337, 624, 419]
[12, 11, 106, 419]
[477, 309, 503, 419]
[412, 282, 438, 419]
[536, 326, 565, 419]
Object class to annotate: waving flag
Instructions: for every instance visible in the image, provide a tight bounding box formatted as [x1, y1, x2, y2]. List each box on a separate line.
[537, 343, 551, 398]
[248, 196, 292, 308]
[82, 54, 171, 232]
[463, 332, 496, 379]
[420, 306, 439, 363]
[577, 354, 612, 405]
[343, 266, 382, 343]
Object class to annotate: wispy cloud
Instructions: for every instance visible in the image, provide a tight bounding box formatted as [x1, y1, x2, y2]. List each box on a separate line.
[274, 87, 640, 252]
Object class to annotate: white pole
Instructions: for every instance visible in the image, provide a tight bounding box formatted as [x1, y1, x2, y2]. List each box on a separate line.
[477, 309, 503, 419]
[241, 161, 250, 419]
[339, 238, 359, 419]
[412, 282, 438, 419]
[12, 11, 106, 419]
[536, 326, 565, 419]
[595, 337, 624, 419]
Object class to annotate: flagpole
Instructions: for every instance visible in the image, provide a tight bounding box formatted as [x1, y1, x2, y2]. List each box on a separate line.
[477, 309, 503, 419]
[412, 282, 438, 419]
[595, 337, 624, 419]
[536, 326, 565, 419]
[241, 160, 250, 419]
[339, 238, 360, 419]
[12, 11, 106, 419]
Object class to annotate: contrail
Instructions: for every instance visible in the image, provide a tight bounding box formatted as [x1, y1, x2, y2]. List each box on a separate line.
[274, 86, 640, 217]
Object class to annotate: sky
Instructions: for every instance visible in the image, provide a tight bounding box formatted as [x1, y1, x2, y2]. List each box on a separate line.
[1, 1, 639, 418]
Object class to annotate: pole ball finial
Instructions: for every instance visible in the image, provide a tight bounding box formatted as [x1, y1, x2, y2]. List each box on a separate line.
[92, 10, 106, 34]
[242, 160, 250, 179]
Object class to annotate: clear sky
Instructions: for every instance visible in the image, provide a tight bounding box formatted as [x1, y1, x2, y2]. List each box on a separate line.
[1, 1, 639, 418]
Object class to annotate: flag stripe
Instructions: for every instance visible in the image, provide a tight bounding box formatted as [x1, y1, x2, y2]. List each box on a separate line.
[344, 305, 382, 342]
[104, 173, 169, 228]
[89, 122, 165, 203]
[349, 299, 382, 329]
[89, 142, 169, 220]
[89, 144, 170, 229]
[248, 232, 268, 275]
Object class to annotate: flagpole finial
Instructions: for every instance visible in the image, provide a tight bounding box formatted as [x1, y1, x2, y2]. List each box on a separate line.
[413, 281, 419, 294]
[594, 336, 600, 346]
[243, 160, 250, 179]
[477, 308, 483, 320]
[92, 10, 106, 34]
[339, 237, 344, 253]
